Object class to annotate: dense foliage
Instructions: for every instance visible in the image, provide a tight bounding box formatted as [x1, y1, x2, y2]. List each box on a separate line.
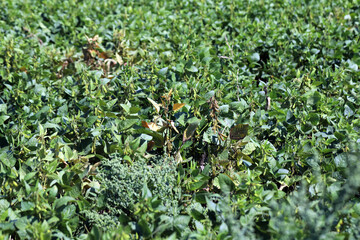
[1, 0, 360, 239]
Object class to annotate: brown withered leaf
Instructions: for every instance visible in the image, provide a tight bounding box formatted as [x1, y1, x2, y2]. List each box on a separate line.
[173, 103, 185, 112]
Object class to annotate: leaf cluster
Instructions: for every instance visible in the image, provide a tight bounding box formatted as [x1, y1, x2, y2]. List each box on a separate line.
[1, 0, 360, 239]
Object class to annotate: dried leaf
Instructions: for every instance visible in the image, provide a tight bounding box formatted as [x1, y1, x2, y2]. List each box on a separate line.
[142, 121, 160, 131]
[175, 151, 183, 164]
[86, 35, 99, 43]
[147, 141, 155, 152]
[170, 121, 179, 133]
[115, 53, 124, 65]
[266, 96, 271, 110]
[163, 88, 173, 100]
[142, 121, 149, 128]
[147, 98, 161, 113]
[173, 103, 185, 112]
[98, 51, 108, 59]
[229, 124, 249, 140]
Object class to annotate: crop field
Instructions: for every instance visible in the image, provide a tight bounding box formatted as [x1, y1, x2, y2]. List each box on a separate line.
[1, 0, 360, 239]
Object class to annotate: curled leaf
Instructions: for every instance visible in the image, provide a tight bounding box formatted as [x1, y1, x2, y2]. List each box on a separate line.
[170, 121, 179, 133]
[147, 98, 161, 113]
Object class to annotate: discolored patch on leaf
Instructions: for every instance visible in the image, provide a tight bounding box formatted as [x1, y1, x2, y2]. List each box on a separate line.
[183, 121, 199, 142]
[229, 124, 249, 140]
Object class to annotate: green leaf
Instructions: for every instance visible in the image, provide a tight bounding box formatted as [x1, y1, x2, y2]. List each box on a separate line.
[21, 201, 35, 211]
[236, 151, 253, 164]
[218, 174, 235, 193]
[248, 52, 260, 62]
[242, 142, 257, 155]
[0, 148, 16, 168]
[204, 91, 215, 100]
[54, 196, 75, 210]
[307, 91, 321, 105]
[344, 104, 354, 118]
[86, 116, 98, 126]
[174, 215, 191, 231]
[308, 113, 320, 125]
[190, 209, 205, 221]
[158, 67, 168, 76]
[138, 219, 152, 238]
[137, 128, 164, 147]
[0, 115, 9, 125]
[0, 200, 10, 212]
[189, 180, 207, 191]
[0, 104, 7, 113]
[118, 119, 138, 131]
[229, 99, 248, 111]
[14, 217, 29, 231]
[186, 65, 198, 72]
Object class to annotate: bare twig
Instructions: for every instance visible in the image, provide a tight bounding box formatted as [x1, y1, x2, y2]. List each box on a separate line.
[218, 55, 233, 60]
[224, 35, 234, 59]
[23, 27, 43, 45]
[264, 86, 271, 111]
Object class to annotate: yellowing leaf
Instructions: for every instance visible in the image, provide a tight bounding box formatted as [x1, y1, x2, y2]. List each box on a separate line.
[173, 103, 185, 112]
[183, 121, 199, 142]
[147, 98, 161, 113]
[167, 88, 173, 98]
